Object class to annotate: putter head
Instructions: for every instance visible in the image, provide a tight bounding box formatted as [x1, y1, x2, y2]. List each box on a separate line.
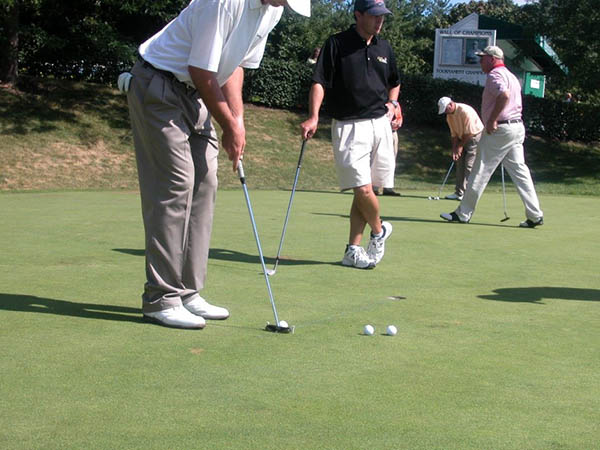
[501, 216, 510, 222]
[265, 268, 276, 276]
[265, 322, 294, 334]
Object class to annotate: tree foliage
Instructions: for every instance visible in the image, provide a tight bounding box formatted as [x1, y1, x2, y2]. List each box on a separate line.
[520, 0, 600, 102]
[1, 0, 598, 104]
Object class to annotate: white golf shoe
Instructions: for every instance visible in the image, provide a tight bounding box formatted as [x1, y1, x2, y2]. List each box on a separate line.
[143, 306, 206, 329]
[444, 192, 463, 200]
[183, 294, 230, 320]
[367, 221, 393, 265]
[342, 245, 375, 269]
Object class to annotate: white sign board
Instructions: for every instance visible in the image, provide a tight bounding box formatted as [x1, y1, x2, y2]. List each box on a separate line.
[433, 28, 496, 86]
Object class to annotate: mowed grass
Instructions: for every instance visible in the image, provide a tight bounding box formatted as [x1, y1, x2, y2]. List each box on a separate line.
[1, 189, 598, 449]
[2, 79, 600, 195]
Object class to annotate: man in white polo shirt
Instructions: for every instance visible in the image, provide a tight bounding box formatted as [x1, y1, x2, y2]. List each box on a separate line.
[126, 0, 310, 329]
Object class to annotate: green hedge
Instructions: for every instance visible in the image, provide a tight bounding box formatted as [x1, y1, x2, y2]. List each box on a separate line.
[244, 58, 599, 143]
[243, 58, 314, 110]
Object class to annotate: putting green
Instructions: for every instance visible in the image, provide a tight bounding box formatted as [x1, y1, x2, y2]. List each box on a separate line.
[1, 190, 598, 449]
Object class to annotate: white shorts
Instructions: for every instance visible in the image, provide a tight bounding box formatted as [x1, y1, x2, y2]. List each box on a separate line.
[331, 115, 396, 190]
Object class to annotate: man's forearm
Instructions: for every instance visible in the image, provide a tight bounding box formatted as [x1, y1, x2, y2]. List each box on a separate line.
[388, 85, 400, 102]
[459, 133, 474, 147]
[189, 65, 237, 133]
[221, 67, 245, 125]
[308, 83, 325, 120]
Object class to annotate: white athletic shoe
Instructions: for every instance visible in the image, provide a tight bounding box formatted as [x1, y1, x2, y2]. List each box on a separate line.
[367, 221, 393, 265]
[444, 192, 463, 200]
[143, 306, 206, 329]
[183, 294, 230, 320]
[342, 245, 375, 269]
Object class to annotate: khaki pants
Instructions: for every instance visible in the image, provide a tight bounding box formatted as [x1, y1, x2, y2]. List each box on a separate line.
[128, 61, 219, 313]
[457, 123, 543, 222]
[331, 115, 395, 190]
[454, 132, 480, 197]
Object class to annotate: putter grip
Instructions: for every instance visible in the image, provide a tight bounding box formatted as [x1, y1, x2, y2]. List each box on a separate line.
[237, 160, 246, 181]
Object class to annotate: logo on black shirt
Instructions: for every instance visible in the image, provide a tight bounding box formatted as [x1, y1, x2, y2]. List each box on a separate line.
[377, 56, 388, 64]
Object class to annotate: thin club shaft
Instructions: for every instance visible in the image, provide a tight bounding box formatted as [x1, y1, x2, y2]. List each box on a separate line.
[438, 160, 455, 198]
[272, 140, 307, 273]
[501, 164, 509, 218]
[238, 161, 280, 325]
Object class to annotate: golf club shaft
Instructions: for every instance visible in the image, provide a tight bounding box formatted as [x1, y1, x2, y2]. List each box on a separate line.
[438, 160, 455, 198]
[237, 161, 280, 325]
[272, 139, 307, 273]
[501, 164, 509, 219]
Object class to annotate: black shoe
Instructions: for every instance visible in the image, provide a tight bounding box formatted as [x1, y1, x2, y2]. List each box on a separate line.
[382, 188, 401, 197]
[440, 211, 467, 223]
[519, 217, 544, 228]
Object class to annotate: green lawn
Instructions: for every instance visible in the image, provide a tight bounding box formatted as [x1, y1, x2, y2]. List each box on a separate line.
[1, 189, 598, 449]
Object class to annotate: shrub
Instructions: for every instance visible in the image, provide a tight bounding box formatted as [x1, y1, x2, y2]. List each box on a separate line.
[244, 63, 599, 143]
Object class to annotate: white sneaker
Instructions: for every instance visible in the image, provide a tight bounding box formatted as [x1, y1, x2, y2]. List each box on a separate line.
[342, 245, 375, 269]
[183, 294, 230, 320]
[445, 192, 463, 200]
[143, 306, 206, 329]
[367, 221, 393, 265]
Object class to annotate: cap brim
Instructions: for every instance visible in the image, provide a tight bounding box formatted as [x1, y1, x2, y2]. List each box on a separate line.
[287, 0, 311, 17]
[361, 6, 392, 15]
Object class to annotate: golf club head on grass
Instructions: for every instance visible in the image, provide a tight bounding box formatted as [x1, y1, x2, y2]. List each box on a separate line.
[264, 268, 276, 276]
[501, 216, 510, 222]
[265, 322, 294, 333]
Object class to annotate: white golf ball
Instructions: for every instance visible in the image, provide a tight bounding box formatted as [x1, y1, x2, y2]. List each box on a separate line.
[386, 325, 397, 336]
[363, 324, 375, 336]
[278, 320, 288, 328]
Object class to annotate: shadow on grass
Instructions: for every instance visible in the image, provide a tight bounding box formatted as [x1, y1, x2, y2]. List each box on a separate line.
[312, 212, 516, 228]
[112, 248, 335, 267]
[479, 287, 600, 304]
[0, 293, 143, 323]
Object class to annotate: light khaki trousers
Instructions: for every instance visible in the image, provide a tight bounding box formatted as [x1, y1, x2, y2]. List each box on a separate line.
[128, 61, 219, 313]
[454, 132, 480, 197]
[457, 123, 543, 223]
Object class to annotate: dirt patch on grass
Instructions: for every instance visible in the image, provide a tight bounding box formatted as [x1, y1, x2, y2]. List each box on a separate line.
[1, 140, 137, 191]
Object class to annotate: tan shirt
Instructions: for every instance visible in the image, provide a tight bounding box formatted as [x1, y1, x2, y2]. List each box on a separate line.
[446, 103, 484, 139]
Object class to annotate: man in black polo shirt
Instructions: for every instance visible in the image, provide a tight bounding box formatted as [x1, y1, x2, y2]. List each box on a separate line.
[300, 0, 401, 269]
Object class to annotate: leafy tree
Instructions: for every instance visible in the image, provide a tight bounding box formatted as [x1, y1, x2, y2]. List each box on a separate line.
[446, 0, 522, 24]
[384, 0, 452, 75]
[1, 0, 187, 84]
[0, 0, 42, 83]
[521, 0, 600, 101]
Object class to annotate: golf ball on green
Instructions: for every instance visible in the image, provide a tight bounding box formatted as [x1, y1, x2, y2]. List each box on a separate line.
[386, 325, 397, 336]
[364, 324, 374, 335]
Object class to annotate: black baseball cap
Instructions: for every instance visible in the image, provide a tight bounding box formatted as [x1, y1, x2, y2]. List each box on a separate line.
[354, 0, 392, 15]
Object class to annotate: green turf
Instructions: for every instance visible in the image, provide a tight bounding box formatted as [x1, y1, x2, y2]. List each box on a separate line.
[1, 189, 599, 449]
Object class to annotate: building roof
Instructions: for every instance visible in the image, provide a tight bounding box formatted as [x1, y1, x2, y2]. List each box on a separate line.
[453, 13, 567, 74]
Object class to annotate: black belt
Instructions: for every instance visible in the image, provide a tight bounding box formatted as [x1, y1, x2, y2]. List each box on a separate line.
[138, 55, 177, 82]
[497, 118, 522, 125]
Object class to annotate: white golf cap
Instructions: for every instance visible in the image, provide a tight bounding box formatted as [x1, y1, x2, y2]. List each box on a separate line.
[287, 0, 311, 17]
[438, 96, 452, 115]
[475, 45, 504, 60]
